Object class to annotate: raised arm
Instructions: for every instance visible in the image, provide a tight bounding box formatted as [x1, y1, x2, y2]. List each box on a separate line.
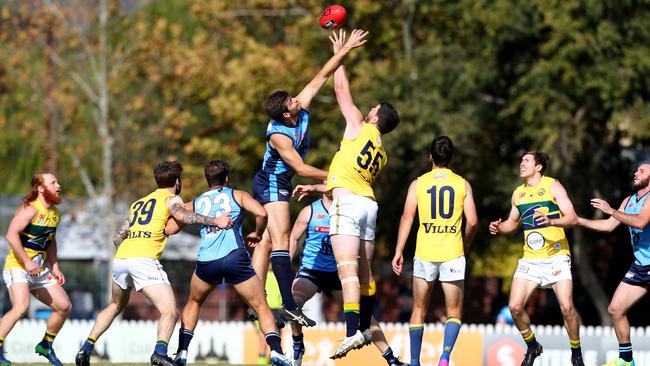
[463, 181, 479, 253]
[166, 195, 232, 228]
[269, 134, 328, 179]
[289, 205, 311, 260]
[577, 198, 626, 233]
[489, 191, 521, 235]
[534, 180, 578, 228]
[296, 29, 368, 110]
[235, 190, 268, 247]
[591, 195, 650, 230]
[5, 205, 39, 276]
[392, 180, 418, 276]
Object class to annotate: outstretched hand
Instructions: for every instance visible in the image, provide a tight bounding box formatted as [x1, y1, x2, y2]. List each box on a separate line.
[591, 198, 615, 215]
[293, 184, 317, 201]
[344, 29, 369, 50]
[330, 28, 369, 54]
[330, 29, 346, 54]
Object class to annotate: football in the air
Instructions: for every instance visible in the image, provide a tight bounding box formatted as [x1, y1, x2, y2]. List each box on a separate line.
[319, 5, 346, 29]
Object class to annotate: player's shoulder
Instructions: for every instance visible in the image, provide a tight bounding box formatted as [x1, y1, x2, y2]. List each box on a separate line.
[17, 202, 38, 217]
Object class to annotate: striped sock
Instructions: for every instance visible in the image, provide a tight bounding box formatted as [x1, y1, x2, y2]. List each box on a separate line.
[523, 330, 539, 349]
[0, 337, 4, 350]
[409, 324, 424, 366]
[154, 340, 168, 356]
[440, 317, 462, 361]
[343, 303, 360, 337]
[570, 339, 582, 358]
[619, 342, 633, 362]
[265, 332, 282, 354]
[81, 336, 96, 353]
[382, 347, 399, 365]
[39, 331, 57, 349]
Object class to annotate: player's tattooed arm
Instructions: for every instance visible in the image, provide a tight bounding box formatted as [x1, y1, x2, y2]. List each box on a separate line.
[113, 218, 130, 247]
[167, 196, 232, 228]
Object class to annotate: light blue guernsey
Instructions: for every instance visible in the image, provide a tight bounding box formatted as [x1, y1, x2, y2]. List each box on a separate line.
[261, 109, 310, 176]
[300, 199, 336, 272]
[194, 187, 243, 261]
[624, 192, 650, 265]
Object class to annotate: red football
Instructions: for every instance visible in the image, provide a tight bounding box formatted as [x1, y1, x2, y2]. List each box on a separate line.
[319, 5, 346, 29]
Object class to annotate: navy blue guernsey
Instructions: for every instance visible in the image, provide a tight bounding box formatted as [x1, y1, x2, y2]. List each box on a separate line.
[300, 199, 336, 272]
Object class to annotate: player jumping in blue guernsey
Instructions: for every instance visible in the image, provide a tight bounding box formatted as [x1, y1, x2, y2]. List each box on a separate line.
[251, 30, 369, 327]
[288, 192, 407, 366]
[577, 162, 650, 366]
[174, 160, 294, 366]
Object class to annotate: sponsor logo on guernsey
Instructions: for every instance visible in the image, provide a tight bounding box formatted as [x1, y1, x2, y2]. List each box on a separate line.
[519, 192, 526, 199]
[314, 226, 330, 233]
[538, 188, 546, 196]
[526, 231, 545, 250]
[316, 214, 326, 219]
[279, 189, 289, 197]
[625, 271, 635, 278]
[553, 242, 562, 250]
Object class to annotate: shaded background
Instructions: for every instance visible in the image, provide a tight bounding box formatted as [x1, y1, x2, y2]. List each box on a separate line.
[1, 0, 650, 327]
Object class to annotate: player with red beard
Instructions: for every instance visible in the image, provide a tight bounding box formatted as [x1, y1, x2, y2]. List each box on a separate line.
[0, 172, 71, 366]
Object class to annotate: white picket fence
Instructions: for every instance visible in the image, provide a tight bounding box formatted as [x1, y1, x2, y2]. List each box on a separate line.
[4, 320, 650, 364]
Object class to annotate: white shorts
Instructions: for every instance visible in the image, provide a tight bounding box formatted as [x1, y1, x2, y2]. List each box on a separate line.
[329, 195, 378, 241]
[413, 256, 466, 282]
[112, 258, 170, 291]
[513, 254, 572, 288]
[3, 267, 58, 290]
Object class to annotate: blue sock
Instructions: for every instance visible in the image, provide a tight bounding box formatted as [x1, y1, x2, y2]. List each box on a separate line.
[440, 317, 461, 361]
[265, 332, 283, 354]
[271, 250, 297, 310]
[154, 340, 168, 356]
[81, 337, 96, 353]
[619, 342, 633, 362]
[177, 328, 193, 353]
[382, 347, 399, 365]
[409, 324, 424, 366]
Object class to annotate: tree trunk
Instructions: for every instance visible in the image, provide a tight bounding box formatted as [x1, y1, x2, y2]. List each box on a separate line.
[572, 227, 612, 325]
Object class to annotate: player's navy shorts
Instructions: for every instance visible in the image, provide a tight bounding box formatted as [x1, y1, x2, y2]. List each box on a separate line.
[622, 262, 650, 287]
[252, 171, 292, 204]
[195, 248, 256, 285]
[296, 268, 342, 294]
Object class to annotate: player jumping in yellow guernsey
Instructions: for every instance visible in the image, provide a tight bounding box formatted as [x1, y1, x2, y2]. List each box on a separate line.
[0, 172, 70, 366]
[75, 161, 233, 366]
[392, 136, 478, 366]
[295, 29, 400, 359]
[489, 151, 584, 366]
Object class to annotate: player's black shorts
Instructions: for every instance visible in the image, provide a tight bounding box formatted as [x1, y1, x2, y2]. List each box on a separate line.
[252, 171, 292, 204]
[621, 262, 650, 287]
[195, 248, 256, 285]
[295, 268, 342, 294]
